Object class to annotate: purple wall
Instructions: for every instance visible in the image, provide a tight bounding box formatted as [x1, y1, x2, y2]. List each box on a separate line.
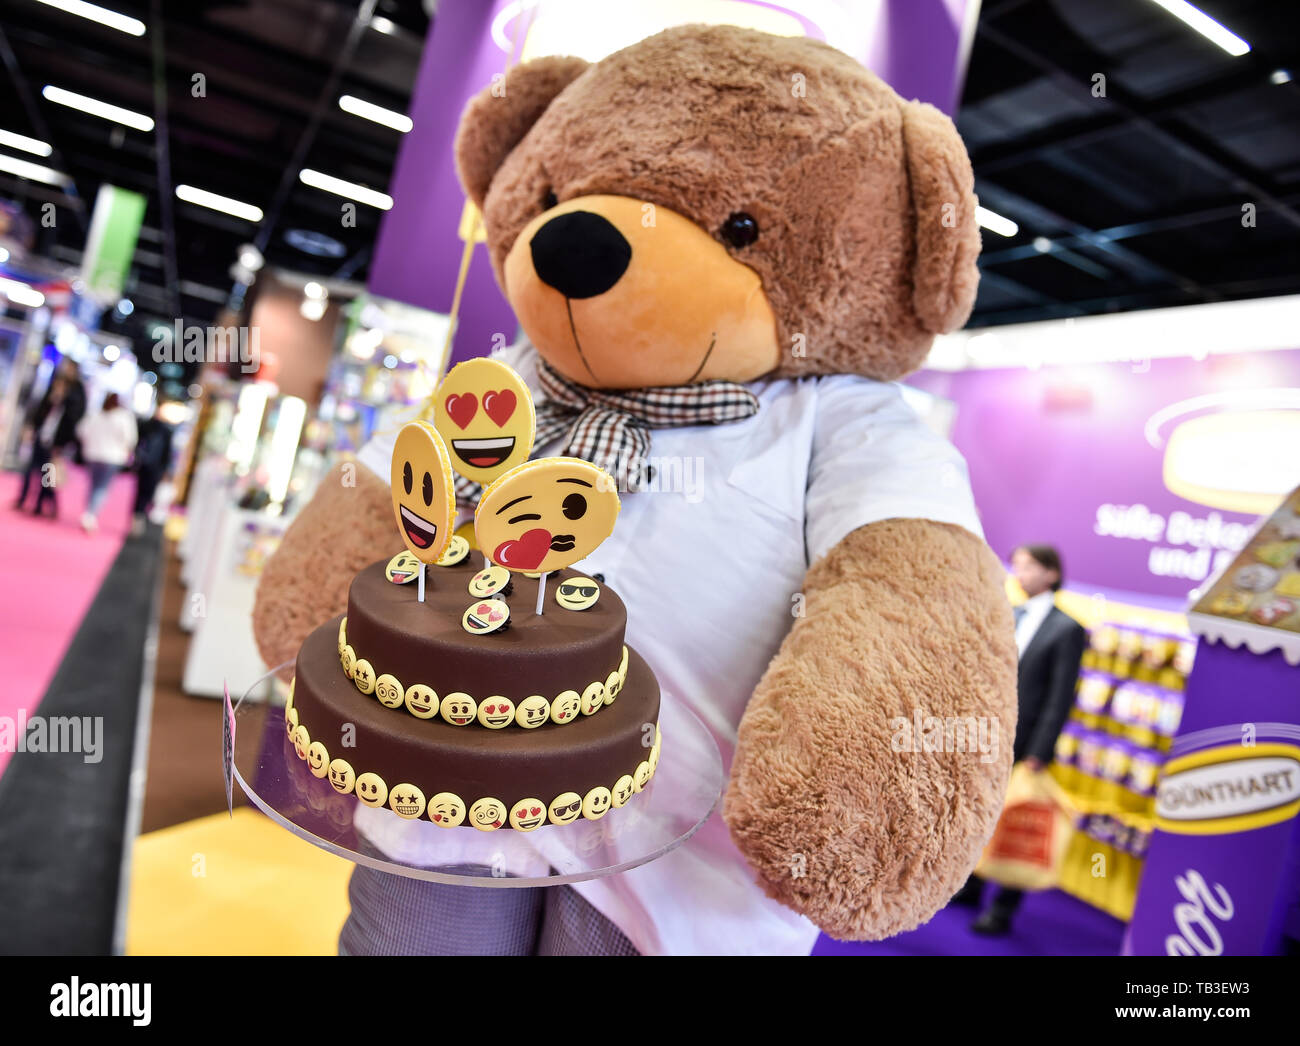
[908, 349, 1300, 604]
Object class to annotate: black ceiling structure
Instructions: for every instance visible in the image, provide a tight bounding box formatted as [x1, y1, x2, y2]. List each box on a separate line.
[0, 0, 1296, 352]
[962, 0, 1300, 325]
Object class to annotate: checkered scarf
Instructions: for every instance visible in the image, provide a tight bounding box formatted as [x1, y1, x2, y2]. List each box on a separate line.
[454, 359, 760, 504]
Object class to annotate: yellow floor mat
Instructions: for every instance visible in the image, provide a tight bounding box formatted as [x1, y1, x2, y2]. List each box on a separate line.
[125, 808, 352, 955]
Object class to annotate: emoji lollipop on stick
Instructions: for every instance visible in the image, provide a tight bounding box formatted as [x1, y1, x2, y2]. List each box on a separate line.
[432, 357, 537, 565]
[389, 421, 455, 602]
[475, 457, 621, 615]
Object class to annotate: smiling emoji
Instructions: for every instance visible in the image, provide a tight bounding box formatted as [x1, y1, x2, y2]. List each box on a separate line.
[477, 698, 515, 729]
[328, 758, 356, 794]
[436, 533, 471, 567]
[355, 773, 388, 808]
[441, 692, 477, 726]
[469, 797, 506, 831]
[404, 683, 438, 719]
[611, 774, 635, 808]
[429, 792, 465, 828]
[292, 724, 310, 760]
[556, 577, 601, 611]
[385, 550, 422, 584]
[389, 783, 427, 819]
[475, 457, 620, 574]
[433, 357, 536, 484]
[390, 420, 454, 564]
[462, 599, 510, 636]
[515, 695, 550, 729]
[548, 792, 583, 826]
[509, 797, 547, 831]
[468, 564, 511, 597]
[582, 786, 612, 820]
[550, 690, 580, 724]
[307, 741, 329, 777]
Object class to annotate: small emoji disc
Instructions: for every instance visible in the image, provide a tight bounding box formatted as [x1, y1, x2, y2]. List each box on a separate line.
[352, 658, 376, 694]
[373, 673, 404, 708]
[477, 697, 515, 729]
[468, 564, 511, 597]
[429, 792, 466, 828]
[469, 797, 507, 831]
[436, 533, 471, 567]
[611, 774, 635, 808]
[404, 683, 438, 719]
[551, 690, 580, 724]
[619, 645, 628, 682]
[509, 798, 547, 832]
[390, 420, 455, 565]
[463, 599, 510, 635]
[582, 786, 612, 820]
[337, 616, 347, 654]
[292, 724, 310, 760]
[433, 357, 536, 485]
[475, 457, 620, 574]
[580, 681, 605, 716]
[388, 783, 426, 819]
[605, 670, 622, 704]
[516, 695, 550, 729]
[355, 773, 388, 808]
[307, 741, 329, 777]
[385, 550, 422, 584]
[440, 692, 477, 726]
[328, 758, 356, 794]
[634, 761, 652, 792]
[548, 791, 583, 826]
[284, 704, 298, 740]
[340, 644, 356, 679]
[556, 577, 601, 611]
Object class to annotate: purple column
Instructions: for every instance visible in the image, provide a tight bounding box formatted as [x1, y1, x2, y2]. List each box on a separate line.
[368, 0, 517, 366]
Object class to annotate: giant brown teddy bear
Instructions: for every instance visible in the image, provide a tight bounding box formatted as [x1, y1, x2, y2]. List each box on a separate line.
[254, 24, 1017, 943]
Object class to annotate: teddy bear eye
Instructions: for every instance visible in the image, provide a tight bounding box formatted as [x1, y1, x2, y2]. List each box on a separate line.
[720, 212, 758, 248]
[542, 188, 558, 210]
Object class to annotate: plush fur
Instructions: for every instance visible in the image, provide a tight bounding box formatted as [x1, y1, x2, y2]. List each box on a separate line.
[252, 461, 394, 677]
[724, 519, 1017, 939]
[253, 23, 1015, 943]
[457, 24, 980, 383]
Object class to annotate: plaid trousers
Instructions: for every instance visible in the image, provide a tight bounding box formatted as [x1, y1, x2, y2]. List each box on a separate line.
[337, 836, 639, 956]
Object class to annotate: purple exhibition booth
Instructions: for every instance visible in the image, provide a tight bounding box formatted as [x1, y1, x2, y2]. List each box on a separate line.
[359, 0, 1300, 954]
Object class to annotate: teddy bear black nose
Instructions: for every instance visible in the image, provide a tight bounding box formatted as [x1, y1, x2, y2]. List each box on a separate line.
[530, 210, 631, 299]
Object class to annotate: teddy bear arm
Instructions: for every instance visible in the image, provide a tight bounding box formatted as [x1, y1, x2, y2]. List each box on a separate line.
[722, 517, 1018, 940]
[251, 461, 395, 677]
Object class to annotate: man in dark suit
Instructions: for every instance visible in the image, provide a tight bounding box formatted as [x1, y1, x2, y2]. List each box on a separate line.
[951, 543, 1087, 935]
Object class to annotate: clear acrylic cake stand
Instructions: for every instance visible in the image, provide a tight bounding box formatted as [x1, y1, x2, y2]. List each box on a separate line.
[232, 663, 725, 887]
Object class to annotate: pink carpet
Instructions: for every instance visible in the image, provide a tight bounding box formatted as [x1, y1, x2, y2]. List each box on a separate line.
[0, 466, 135, 776]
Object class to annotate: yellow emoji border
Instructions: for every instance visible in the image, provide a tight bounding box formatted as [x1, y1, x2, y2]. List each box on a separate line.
[286, 681, 660, 831]
[336, 619, 628, 728]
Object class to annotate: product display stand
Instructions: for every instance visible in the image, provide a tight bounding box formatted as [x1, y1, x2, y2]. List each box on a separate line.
[1125, 485, 1300, 955]
[232, 665, 725, 887]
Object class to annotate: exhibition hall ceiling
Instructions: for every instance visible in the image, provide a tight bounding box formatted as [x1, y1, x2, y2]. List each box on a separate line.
[0, 0, 1296, 342]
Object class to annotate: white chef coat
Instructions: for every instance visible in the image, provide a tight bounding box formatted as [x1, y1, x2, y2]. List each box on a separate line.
[356, 341, 984, 955]
[1014, 590, 1056, 656]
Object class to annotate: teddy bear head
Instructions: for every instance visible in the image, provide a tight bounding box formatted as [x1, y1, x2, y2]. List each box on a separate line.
[455, 23, 980, 390]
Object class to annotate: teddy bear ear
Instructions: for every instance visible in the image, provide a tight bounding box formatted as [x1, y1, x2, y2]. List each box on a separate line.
[454, 55, 590, 208]
[900, 101, 982, 334]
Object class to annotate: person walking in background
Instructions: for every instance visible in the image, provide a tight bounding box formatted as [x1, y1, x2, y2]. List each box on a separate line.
[13, 358, 86, 519]
[76, 391, 137, 532]
[130, 406, 174, 537]
[952, 543, 1087, 935]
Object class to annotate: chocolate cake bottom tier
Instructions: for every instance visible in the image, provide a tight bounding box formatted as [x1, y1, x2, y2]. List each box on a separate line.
[286, 618, 662, 830]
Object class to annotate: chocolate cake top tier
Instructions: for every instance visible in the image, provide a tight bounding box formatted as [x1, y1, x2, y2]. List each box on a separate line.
[343, 557, 625, 706]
